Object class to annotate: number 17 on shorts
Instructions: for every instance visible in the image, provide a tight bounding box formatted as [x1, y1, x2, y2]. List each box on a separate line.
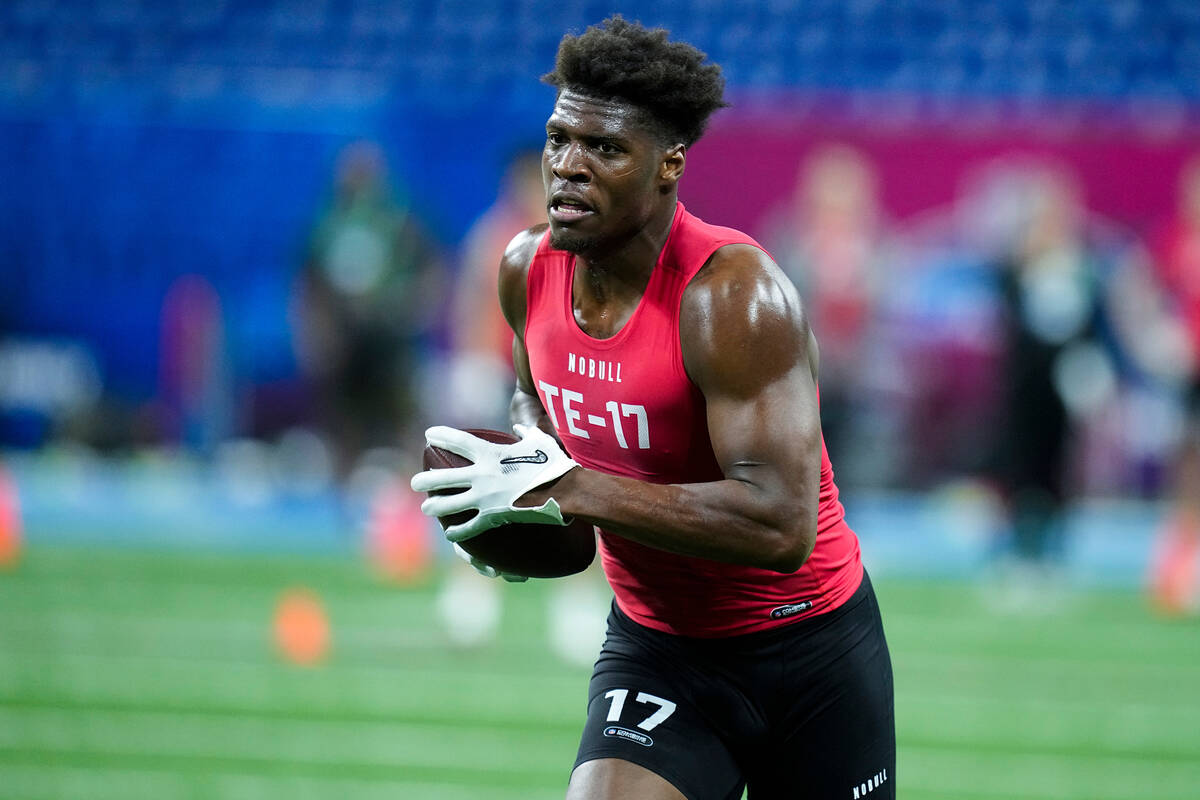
[600, 688, 677, 746]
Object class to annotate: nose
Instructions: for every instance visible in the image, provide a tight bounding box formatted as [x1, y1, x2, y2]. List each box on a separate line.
[551, 142, 590, 182]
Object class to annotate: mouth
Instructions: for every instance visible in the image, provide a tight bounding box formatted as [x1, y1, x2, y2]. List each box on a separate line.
[549, 194, 595, 223]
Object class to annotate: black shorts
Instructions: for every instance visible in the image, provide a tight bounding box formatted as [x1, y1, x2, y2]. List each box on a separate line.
[574, 571, 895, 800]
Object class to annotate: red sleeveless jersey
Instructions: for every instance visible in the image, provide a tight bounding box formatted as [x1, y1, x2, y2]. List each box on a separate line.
[524, 202, 863, 637]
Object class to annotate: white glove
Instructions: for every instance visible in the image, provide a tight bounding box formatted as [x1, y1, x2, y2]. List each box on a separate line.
[410, 423, 579, 542]
[453, 543, 528, 583]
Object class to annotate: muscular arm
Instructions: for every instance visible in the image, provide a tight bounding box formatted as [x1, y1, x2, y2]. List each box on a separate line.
[504, 238, 820, 573]
[499, 225, 561, 435]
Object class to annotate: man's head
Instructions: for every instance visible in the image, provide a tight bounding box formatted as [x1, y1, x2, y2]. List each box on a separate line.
[540, 17, 726, 253]
[542, 16, 727, 149]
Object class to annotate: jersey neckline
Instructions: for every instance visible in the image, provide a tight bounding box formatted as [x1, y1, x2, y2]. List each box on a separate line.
[560, 202, 685, 351]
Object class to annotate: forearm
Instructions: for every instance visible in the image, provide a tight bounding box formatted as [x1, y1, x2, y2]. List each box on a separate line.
[542, 466, 816, 573]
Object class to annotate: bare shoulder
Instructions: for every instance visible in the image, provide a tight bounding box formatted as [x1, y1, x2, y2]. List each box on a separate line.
[680, 243, 812, 394]
[498, 223, 549, 332]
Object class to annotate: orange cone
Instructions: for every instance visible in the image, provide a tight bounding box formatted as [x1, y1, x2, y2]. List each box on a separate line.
[1150, 511, 1200, 616]
[273, 587, 330, 665]
[366, 477, 434, 585]
[0, 464, 22, 569]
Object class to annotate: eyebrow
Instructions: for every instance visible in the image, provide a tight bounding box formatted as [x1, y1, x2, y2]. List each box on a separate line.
[546, 119, 629, 143]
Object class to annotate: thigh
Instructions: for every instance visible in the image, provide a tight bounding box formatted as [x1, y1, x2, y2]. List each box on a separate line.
[574, 615, 746, 800]
[747, 579, 896, 799]
[567, 758, 687, 800]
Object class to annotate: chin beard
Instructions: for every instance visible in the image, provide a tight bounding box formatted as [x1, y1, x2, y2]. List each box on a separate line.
[549, 228, 597, 254]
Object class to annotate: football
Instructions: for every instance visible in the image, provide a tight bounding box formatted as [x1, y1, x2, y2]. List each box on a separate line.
[422, 428, 596, 578]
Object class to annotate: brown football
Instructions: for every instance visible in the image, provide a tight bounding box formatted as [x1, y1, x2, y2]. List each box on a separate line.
[421, 428, 596, 578]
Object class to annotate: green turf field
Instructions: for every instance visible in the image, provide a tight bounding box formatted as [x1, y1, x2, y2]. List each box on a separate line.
[0, 546, 1197, 800]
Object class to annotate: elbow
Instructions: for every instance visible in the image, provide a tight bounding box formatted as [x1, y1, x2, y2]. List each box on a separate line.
[759, 519, 816, 574]
[735, 483, 819, 572]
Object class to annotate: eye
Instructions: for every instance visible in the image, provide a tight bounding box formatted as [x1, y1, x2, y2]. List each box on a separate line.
[546, 132, 567, 146]
[596, 141, 620, 155]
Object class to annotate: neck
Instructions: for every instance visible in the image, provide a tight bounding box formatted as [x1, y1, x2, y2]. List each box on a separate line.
[575, 197, 678, 297]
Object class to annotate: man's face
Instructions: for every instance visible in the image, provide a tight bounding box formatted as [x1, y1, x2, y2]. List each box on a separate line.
[542, 90, 669, 254]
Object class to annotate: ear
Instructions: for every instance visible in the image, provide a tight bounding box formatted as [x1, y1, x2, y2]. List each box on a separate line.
[659, 144, 686, 189]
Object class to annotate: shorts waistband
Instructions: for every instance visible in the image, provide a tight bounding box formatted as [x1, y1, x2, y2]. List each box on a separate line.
[611, 569, 874, 649]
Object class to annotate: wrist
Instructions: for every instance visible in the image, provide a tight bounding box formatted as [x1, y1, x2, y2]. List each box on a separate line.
[519, 463, 582, 514]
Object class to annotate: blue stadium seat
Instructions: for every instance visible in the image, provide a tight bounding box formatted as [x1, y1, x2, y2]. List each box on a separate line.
[0, 0, 1194, 110]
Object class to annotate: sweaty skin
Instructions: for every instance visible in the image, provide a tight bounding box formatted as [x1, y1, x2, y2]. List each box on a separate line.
[503, 90, 826, 800]
[502, 89, 822, 575]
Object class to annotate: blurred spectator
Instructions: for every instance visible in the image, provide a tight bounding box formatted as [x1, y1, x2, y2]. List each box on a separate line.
[158, 275, 231, 455]
[1146, 155, 1200, 614]
[760, 144, 887, 485]
[1148, 154, 1200, 440]
[437, 150, 546, 651]
[435, 149, 608, 665]
[444, 149, 545, 429]
[987, 166, 1128, 568]
[290, 141, 444, 479]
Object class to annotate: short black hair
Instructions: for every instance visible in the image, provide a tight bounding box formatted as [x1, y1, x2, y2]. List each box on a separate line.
[542, 16, 728, 148]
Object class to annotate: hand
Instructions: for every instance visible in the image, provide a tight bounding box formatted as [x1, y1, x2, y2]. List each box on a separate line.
[410, 423, 579, 542]
[453, 543, 528, 583]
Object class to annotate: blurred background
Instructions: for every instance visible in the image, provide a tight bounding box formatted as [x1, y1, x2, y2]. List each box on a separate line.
[1, 1, 1198, 798]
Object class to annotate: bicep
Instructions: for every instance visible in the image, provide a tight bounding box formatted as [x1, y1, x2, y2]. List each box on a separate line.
[501, 233, 553, 428]
[699, 315, 823, 533]
[683, 247, 823, 492]
[512, 333, 537, 396]
[497, 225, 546, 400]
[705, 365, 821, 489]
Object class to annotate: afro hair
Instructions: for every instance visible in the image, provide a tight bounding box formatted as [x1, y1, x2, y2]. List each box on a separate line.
[542, 16, 728, 147]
